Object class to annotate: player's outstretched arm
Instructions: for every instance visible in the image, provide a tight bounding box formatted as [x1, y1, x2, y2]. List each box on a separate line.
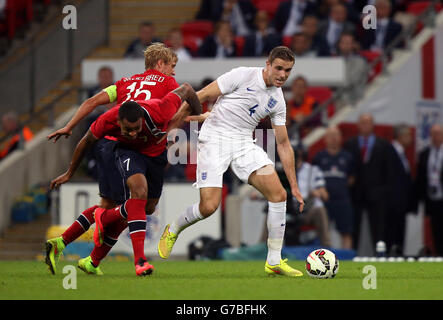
[50, 129, 98, 189]
[273, 124, 304, 213]
[168, 80, 221, 127]
[173, 83, 202, 116]
[47, 91, 111, 143]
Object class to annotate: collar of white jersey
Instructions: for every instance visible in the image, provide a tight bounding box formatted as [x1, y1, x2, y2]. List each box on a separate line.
[257, 67, 273, 91]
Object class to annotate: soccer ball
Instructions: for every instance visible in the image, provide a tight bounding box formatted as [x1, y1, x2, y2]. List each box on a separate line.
[305, 249, 339, 279]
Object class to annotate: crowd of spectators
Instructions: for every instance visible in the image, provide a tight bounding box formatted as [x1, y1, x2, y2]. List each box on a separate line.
[277, 115, 443, 257]
[123, 0, 407, 61]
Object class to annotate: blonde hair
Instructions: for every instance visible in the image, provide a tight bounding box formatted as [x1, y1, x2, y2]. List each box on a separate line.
[143, 42, 178, 70]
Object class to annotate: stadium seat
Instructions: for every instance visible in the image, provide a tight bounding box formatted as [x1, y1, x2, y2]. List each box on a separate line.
[36, 0, 52, 6]
[234, 36, 245, 56]
[0, 0, 17, 40]
[252, 0, 285, 20]
[306, 87, 335, 118]
[181, 20, 213, 41]
[15, 0, 34, 25]
[282, 35, 292, 48]
[406, 1, 442, 15]
[182, 35, 200, 56]
[0, 0, 34, 40]
[359, 50, 382, 82]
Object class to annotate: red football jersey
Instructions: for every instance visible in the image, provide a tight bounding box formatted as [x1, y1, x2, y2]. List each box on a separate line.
[115, 69, 179, 104]
[90, 92, 182, 157]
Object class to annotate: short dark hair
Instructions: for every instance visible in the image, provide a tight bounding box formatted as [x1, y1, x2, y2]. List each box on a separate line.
[292, 75, 308, 87]
[393, 124, 410, 139]
[98, 65, 113, 74]
[268, 46, 295, 64]
[118, 101, 143, 123]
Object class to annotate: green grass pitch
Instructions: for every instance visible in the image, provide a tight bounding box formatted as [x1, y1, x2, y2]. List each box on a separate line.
[0, 260, 442, 300]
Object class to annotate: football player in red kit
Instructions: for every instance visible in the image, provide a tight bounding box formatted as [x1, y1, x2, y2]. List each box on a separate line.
[48, 83, 201, 276]
[48, 43, 179, 142]
[45, 43, 182, 275]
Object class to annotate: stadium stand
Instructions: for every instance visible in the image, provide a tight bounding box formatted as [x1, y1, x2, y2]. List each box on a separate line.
[1, 0, 443, 261]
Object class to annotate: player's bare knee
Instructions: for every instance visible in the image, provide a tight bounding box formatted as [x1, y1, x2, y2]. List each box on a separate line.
[100, 198, 116, 210]
[130, 186, 148, 200]
[268, 189, 287, 203]
[199, 201, 219, 217]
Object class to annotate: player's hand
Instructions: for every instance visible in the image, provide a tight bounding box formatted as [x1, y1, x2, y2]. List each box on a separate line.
[166, 140, 175, 150]
[47, 126, 72, 143]
[291, 188, 304, 213]
[185, 111, 210, 123]
[50, 172, 71, 190]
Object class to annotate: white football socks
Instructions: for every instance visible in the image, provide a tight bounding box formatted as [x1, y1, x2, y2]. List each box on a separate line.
[266, 201, 286, 266]
[169, 202, 204, 235]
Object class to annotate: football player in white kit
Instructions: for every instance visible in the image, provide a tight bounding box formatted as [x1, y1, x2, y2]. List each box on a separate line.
[158, 46, 305, 277]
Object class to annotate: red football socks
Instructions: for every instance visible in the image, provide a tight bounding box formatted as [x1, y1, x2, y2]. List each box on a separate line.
[126, 199, 148, 264]
[61, 205, 98, 245]
[90, 219, 128, 266]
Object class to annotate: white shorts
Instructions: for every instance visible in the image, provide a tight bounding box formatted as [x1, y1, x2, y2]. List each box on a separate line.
[195, 134, 274, 188]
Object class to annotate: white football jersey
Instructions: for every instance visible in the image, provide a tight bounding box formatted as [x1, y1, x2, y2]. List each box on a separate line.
[199, 67, 287, 139]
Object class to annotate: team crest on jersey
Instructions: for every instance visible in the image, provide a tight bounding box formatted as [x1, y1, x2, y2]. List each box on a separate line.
[267, 96, 277, 109]
[202, 172, 207, 180]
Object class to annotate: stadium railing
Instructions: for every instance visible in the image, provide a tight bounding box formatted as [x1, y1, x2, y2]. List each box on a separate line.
[0, 0, 108, 121]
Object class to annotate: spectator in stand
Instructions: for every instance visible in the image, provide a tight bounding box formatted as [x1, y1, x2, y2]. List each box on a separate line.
[318, 3, 355, 55]
[316, 0, 360, 24]
[195, 0, 256, 36]
[273, 0, 317, 36]
[83, 66, 116, 179]
[84, 66, 116, 130]
[167, 28, 192, 61]
[416, 124, 443, 256]
[198, 21, 237, 58]
[87, 66, 114, 98]
[313, 126, 355, 249]
[336, 33, 369, 104]
[301, 15, 330, 56]
[352, 0, 405, 18]
[359, 0, 402, 51]
[286, 76, 321, 137]
[344, 113, 393, 254]
[291, 32, 316, 58]
[0, 111, 34, 160]
[243, 10, 281, 57]
[386, 124, 414, 257]
[124, 21, 162, 58]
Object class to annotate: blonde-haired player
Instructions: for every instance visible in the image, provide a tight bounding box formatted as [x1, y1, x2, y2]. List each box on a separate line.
[48, 42, 178, 142]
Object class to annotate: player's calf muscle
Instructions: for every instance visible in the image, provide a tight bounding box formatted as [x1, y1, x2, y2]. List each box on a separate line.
[145, 200, 158, 215]
[126, 174, 148, 199]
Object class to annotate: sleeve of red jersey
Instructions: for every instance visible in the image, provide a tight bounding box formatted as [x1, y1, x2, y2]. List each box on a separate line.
[148, 92, 182, 125]
[90, 108, 117, 139]
[168, 77, 180, 91]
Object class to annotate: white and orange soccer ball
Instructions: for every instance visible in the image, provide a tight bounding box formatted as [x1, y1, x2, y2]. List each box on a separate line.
[305, 249, 339, 279]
